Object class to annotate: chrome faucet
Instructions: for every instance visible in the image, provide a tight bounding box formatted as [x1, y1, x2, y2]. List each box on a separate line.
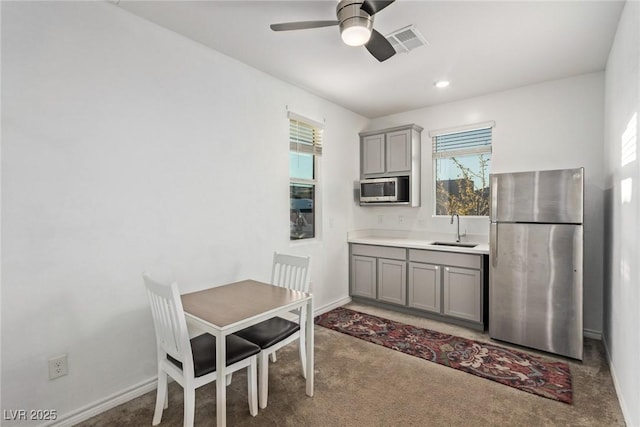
[450, 213, 466, 242]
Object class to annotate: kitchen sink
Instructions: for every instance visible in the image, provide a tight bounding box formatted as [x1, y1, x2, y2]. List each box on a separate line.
[431, 241, 478, 248]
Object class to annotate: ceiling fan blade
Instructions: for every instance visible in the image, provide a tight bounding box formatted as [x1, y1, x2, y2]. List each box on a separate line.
[270, 20, 340, 31]
[365, 29, 396, 62]
[361, 0, 395, 16]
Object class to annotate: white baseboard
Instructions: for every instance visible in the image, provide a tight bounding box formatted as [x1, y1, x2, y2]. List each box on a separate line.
[602, 336, 634, 427]
[584, 328, 602, 340]
[314, 296, 351, 316]
[45, 377, 157, 427]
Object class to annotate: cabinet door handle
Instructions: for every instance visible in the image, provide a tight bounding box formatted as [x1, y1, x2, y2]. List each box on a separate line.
[445, 267, 450, 272]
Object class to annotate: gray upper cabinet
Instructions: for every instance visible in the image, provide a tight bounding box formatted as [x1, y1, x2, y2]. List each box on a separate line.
[385, 129, 412, 173]
[359, 124, 423, 206]
[359, 124, 422, 178]
[361, 133, 386, 175]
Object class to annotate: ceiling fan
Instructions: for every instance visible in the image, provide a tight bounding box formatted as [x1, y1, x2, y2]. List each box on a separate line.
[270, 0, 397, 62]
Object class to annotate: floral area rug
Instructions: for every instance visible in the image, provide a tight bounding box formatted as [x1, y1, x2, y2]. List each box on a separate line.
[315, 307, 573, 404]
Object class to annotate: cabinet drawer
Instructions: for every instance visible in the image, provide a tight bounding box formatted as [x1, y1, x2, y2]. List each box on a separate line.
[352, 244, 406, 260]
[409, 249, 480, 269]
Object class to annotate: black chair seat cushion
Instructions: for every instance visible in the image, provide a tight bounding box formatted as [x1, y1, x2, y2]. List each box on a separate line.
[235, 317, 300, 349]
[167, 333, 260, 378]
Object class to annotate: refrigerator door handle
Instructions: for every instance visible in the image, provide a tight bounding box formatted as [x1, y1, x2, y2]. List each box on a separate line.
[489, 174, 498, 221]
[490, 222, 498, 267]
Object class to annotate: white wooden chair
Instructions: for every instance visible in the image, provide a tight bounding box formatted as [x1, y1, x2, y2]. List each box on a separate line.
[235, 252, 311, 408]
[143, 273, 260, 427]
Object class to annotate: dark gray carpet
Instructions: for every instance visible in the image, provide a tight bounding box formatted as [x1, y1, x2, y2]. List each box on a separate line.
[78, 302, 625, 426]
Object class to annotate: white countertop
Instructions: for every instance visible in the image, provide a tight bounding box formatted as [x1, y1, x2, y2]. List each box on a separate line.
[347, 229, 490, 255]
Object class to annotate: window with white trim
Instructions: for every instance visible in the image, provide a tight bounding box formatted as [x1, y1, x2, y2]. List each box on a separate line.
[432, 123, 493, 216]
[289, 112, 323, 240]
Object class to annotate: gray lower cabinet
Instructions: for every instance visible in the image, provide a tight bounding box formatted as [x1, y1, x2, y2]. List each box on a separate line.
[378, 258, 406, 305]
[407, 262, 440, 312]
[350, 244, 407, 305]
[408, 263, 482, 322]
[351, 243, 485, 329]
[409, 249, 482, 324]
[443, 266, 482, 322]
[351, 255, 377, 299]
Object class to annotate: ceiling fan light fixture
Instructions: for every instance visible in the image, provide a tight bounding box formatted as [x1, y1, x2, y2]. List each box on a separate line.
[270, 0, 397, 61]
[341, 25, 372, 46]
[340, 17, 373, 46]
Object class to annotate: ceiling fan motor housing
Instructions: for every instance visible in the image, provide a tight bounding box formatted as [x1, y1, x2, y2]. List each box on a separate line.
[337, 0, 373, 46]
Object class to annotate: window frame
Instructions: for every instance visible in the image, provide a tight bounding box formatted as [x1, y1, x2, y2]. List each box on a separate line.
[288, 112, 323, 241]
[430, 121, 494, 217]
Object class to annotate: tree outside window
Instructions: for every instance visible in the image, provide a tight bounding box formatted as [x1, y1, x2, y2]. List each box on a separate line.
[433, 125, 492, 216]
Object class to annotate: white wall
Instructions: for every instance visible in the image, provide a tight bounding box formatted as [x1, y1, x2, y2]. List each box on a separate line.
[603, 1, 640, 425]
[358, 73, 606, 336]
[1, 2, 366, 424]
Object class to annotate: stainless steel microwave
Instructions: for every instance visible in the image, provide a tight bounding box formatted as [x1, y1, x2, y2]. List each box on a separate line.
[359, 176, 410, 203]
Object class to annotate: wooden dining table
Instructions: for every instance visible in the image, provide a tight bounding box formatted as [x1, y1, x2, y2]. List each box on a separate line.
[181, 279, 314, 427]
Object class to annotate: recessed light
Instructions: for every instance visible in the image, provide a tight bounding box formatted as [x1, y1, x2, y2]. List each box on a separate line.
[434, 80, 450, 88]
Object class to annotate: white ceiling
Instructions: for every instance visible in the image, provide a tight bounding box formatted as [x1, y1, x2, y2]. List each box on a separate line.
[116, 0, 625, 119]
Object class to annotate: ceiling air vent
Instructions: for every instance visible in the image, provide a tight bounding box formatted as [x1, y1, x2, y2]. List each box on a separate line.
[386, 25, 428, 54]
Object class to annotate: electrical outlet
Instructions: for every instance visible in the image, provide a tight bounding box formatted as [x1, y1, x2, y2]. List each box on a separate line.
[48, 354, 68, 380]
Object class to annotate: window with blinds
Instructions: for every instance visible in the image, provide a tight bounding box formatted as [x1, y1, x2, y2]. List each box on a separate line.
[431, 123, 493, 216]
[289, 112, 323, 240]
[289, 117, 323, 156]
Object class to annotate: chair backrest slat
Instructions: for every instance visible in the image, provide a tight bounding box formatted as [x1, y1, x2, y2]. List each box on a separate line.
[271, 252, 311, 292]
[143, 273, 193, 372]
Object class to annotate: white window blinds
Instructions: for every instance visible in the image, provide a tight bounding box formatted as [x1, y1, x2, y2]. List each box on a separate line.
[288, 112, 323, 156]
[431, 122, 493, 158]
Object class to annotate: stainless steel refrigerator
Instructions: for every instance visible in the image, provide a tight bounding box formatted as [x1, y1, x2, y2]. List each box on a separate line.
[489, 168, 584, 360]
